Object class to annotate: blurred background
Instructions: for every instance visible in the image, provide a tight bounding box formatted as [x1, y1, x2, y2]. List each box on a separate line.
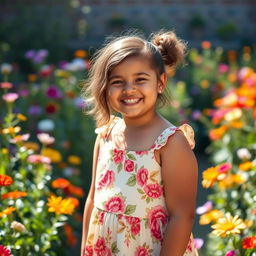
[0, 0, 255, 255]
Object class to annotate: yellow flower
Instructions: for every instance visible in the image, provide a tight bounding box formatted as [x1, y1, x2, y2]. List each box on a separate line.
[41, 148, 62, 163]
[0, 206, 16, 217]
[17, 113, 27, 121]
[224, 108, 242, 122]
[1, 148, 9, 154]
[239, 161, 254, 171]
[200, 80, 209, 89]
[68, 155, 81, 165]
[47, 195, 75, 215]
[22, 142, 40, 151]
[218, 174, 245, 189]
[211, 214, 247, 237]
[2, 126, 21, 135]
[199, 209, 224, 225]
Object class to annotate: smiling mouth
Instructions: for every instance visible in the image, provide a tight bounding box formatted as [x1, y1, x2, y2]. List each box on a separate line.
[121, 98, 142, 105]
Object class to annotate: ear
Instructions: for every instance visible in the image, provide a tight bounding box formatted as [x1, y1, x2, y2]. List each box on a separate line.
[157, 72, 168, 94]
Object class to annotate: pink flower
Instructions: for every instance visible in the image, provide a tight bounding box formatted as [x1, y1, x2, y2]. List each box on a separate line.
[0, 245, 11, 256]
[218, 64, 229, 73]
[124, 159, 135, 172]
[94, 237, 111, 256]
[2, 93, 19, 103]
[37, 133, 55, 145]
[196, 201, 213, 215]
[98, 211, 105, 225]
[135, 246, 149, 256]
[83, 245, 93, 256]
[113, 149, 124, 164]
[148, 206, 168, 241]
[144, 183, 162, 198]
[0, 82, 13, 89]
[194, 238, 204, 249]
[136, 168, 149, 187]
[104, 196, 125, 213]
[125, 216, 141, 235]
[46, 86, 62, 99]
[225, 250, 238, 256]
[27, 154, 51, 164]
[97, 170, 115, 190]
[9, 133, 30, 143]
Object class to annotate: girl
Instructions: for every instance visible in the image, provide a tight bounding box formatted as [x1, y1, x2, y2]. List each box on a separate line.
[81, 30, 199, 256]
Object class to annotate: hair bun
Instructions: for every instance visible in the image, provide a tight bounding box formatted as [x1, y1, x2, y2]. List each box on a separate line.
[151, 31, 187, 67]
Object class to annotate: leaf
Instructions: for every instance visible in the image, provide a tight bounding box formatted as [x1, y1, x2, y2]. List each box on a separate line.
[124, 205, 136, 215]
[127, 153, 136, 160]
[126, 175, 136, 186]
[117, 163, 122, 173]
[111, 241, 120, 254]
[146, 197, 150, 204]
[137, 188, 144, 194]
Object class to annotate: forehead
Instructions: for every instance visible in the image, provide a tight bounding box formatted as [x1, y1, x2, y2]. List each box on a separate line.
[109, 54, 154, 76]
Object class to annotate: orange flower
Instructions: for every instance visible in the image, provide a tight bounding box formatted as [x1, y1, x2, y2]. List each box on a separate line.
[0, 174, 13, 186]
[22, 142, 40, 151]
[201, 41, 211, 49]
[28, 74, 37, 82]
[0, 206, 16, 217]
[227, 121, 244, 129]
[64, 224, 77, 247]
[202, 163, 231, 188]
[238, 161, 254, 171]
[2, 126, 21, 135]
[47, 195, 76, 215]
[65, 184, 84, 197]
[242, 236, 256, 249]
[52, 178, 70, 189]
[218, 174, 245, 189]
[74, 49, 87, 58]
[2, 191, 27, 199]
[209, 126, 227, 140]
[17, 113, 27, 121]
[199, 209, 224, 225]
[67, 197, 80, 208]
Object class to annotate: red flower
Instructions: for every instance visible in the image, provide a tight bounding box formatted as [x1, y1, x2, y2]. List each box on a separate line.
[136, 168, 149, 187]
[125, 216, 141, 235]
[242, 236, 256, 249]
[104, 196, 125, 213]
[0, 245, 11, 256]
[148, 206, 168, 241]
[94, 237, 111, 256]
[0, 175, 13, 186]
[124, 159, 135, 172]
[113, 149, 124, 164]
[144, 183, 162, 198]
[97, 170, 115, 190]
[135, 246, 149, 256]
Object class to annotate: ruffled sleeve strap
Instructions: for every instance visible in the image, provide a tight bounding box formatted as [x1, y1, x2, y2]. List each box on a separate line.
[94, 116, 120, 140]
[152, 123, 195, 151]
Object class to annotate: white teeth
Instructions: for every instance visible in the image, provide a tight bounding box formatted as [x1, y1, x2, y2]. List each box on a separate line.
[123, 98, 140, 104]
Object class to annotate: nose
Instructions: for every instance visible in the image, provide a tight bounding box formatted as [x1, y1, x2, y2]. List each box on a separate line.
[123, 82, 136, 92]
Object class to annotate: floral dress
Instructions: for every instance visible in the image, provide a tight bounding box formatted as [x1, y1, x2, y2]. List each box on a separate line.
[84, 118, 198, 256]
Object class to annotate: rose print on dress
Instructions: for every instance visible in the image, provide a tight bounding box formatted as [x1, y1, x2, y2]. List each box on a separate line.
[136, 167, 149, 187]
[94, 237, 112, 256]
[97, 170, 115, 190]
[93, 210, 105, 225]
[144, 183, 163, 198]
[112, 148, 125, 164]
[104, 196, 125, 213]
[147, 205, 168, 241]
[134, 244, 153, 256]
[83, 245, 93, 256]
[124, 159, 135, 172]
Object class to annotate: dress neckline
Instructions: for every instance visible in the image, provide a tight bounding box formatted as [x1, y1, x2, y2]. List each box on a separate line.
[105, 117, 177, 152]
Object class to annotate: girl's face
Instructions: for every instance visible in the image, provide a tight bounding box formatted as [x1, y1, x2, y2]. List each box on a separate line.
[107, 55, 167, 122]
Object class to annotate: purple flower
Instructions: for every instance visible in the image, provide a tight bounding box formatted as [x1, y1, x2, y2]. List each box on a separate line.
[28, 105, 43, 116]
[25, 50, 36, 59]
[74, 97, 87, 109]
[58, 60, 68, 69]
[46, 86, 62, 99]
[192, 110, 201, 120]
[18, 89, 29, 97]
[37, 49, 48, 59]
[196, 201, 213, 215]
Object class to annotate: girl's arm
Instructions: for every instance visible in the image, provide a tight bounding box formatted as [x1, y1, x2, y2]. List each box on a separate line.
[80, 134, 101, 256]
[160, 130, 198, 256]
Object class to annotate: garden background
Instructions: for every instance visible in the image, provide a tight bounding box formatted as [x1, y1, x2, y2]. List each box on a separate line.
[0, 0, 255, 255]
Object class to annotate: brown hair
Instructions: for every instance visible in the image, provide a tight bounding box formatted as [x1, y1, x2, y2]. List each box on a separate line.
[81, 30, 187, 127]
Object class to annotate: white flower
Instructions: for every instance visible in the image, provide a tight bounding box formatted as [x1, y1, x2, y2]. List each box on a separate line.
[1, 63, 12, 74]
[65, 58, 86, 71]
[11, 221, 26, 232]
[37, 133, 55, 145]
[37, 119, 55, 132]
[237, 148, 251, 160]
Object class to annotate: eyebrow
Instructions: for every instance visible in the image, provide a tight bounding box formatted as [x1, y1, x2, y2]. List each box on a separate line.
[109, 72, 150, 81]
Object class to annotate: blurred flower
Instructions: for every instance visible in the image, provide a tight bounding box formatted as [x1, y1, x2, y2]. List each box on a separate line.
[0, 82, 13, 89]
[39, 65, 53, 77]
[202, 163, 231, 188]
[2, 126, 21, 135]
[0, 207, 16, 217]
[45, 102, 59, 114]
[211, 214, 246, 237]
[9, 133, 30, 143]
[25, 50, 36, 59]
[224, 108, 242, 122]
[218, 64, 229, 73]
[242, 236, 256, 249]
[209, 126, 227, 140]
[64, 224, 78, 247]
[2, 92, 19, 103]
[67, 197, 79, 208]
[64, 59, 88, 71]
[238, 67, 254, 81]
[17, 113, 27, 121]
[18, 89, 29, 97]
[201, 41, 211, 49]
[68, 155, 81, 165]
[225, 250, 238, 256]
[64, 184, 84, 197]
[27, 74, 37, 82]
[33, 49, 48, 63]
[194, 238, 204, 249]
[37, 133, 55, 145]
[238, 161, 254, 171]
[218, 174, 245, 189]
[199, 209, 224, 225]
[28, 105, 43, 116]
[27, 154, 51, 164]
[46, 86, 62, 99]
[237, 148, 251, 161]
[58, 60, 69, 69]
[22, 142, 39, 151]
[38, 119, 55, 132]
[41, 148, 62, 163]
[0, 245, 12, 256]
[191, 110, 201, 120]
[52, 178, 70, 189]
[74, 97, 87, 108]
[2, 191, 27, 199]
[66, 91, 76, 99]
[47, 195, 76, 215]
[0, 174, 13, 186]
[1, 63, 12, 74]
[190, 85, 200, 95]
[11, 221, 26, 232]
[196, 201, 213, 215]
[74, 49, 87, 58]
[200, 80, 209, 89]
